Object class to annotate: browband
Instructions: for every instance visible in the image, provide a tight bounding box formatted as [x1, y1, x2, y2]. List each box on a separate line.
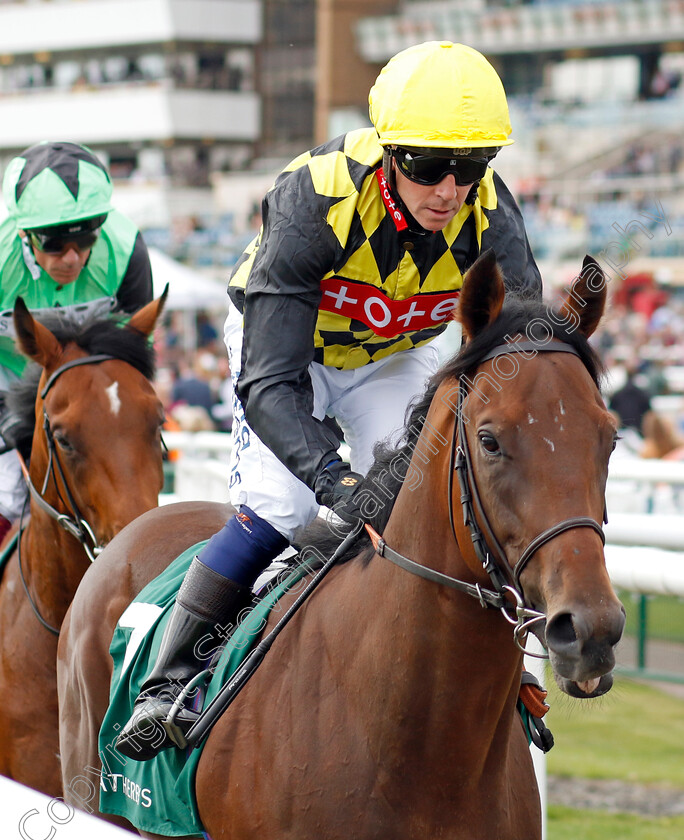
[480, 340, 580, 364]
[41, 354, 116, 398]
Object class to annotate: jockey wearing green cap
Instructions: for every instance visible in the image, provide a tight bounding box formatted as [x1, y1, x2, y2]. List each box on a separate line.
[0, 140, 153, 538]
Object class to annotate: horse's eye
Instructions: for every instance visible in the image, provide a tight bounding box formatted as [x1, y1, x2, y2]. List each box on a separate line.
[611, 433, 620, 453]
[54, 433, 74, 453]
[478, 431, 501, 455]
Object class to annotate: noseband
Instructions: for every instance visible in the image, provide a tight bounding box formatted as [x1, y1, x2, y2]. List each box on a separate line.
[367, 339, 606, 657]
[20, 354, 116, 564]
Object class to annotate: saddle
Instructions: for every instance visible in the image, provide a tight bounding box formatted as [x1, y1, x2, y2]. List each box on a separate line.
[98, 540, 310, 836]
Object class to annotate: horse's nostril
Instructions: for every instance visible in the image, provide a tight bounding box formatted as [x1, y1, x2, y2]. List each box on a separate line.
[610, 607, 627, 647]
[546, 612, 578, 648]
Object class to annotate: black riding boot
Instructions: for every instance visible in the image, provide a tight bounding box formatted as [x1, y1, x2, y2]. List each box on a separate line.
[115, 556, 252, 761]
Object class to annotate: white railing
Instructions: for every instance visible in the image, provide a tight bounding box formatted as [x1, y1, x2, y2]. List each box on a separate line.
[606, 457, 684, 516]
[161, 439, 684, 601]
[163, 431, 232, 460]
[606, 545, 684, 596]
[163, 433, 684, 512]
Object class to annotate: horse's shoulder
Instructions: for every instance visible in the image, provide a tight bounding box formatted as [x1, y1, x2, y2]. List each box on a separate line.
[73, 501, 233, 618]
[110, 500, 232, 558]
[124, 499, 233, 533]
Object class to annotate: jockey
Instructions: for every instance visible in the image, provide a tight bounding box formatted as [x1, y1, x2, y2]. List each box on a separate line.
[117, 41, 542, 760]
[0, 141, 153, 540]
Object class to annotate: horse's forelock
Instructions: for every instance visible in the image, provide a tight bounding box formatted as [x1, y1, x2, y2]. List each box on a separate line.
[4, 363, 41, 460]
[439, 294, 604, 389]
[38, 311, 156, 382]
[3, 312, 156, 461]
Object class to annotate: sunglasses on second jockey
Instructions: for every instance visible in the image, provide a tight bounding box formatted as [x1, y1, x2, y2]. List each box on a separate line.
[392, 147, 498, 187]
[29, 229, 100, 254]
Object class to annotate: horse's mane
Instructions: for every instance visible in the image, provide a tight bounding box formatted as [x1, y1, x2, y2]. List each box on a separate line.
[4, 310, 156, 460]
[297, 291, 605, 566]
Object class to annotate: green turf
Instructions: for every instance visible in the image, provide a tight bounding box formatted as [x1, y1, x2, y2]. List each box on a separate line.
[548, 806, 684, 839]
[545, 676, 684, 787]
[619, 590, 684, 643]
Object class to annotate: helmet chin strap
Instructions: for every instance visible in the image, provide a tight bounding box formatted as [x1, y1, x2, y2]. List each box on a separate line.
[464, 183, 479, 205]
[382, 148, 481, 233]
[382, 148, 428, 236]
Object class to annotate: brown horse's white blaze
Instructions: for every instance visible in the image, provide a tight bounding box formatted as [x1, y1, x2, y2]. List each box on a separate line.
[0, 294, 167, 798]
[105, 380, 122, 415]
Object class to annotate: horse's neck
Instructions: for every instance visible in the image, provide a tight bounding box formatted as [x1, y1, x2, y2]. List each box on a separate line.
[324, 538, 522, 795]
[378, 500, 520, 709]
[325, 414, 524, 780]
[21, 486, 90, 629]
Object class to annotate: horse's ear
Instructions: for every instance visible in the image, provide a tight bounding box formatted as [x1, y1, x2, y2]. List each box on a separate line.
[557, 255, 606, 338]
[13, 297, 63, 369]
[457, 249, 505, 340]
[126, 285, 168, 338]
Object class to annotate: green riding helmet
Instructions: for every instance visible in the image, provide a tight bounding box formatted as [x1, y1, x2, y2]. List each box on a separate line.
[2, 140, 113, 233]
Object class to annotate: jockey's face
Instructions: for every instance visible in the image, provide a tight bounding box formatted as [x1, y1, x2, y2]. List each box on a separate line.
[393, 159, 473, 232]
[28, 236, 92, 285]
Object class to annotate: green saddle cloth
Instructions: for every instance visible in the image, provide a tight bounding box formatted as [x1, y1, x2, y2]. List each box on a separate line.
[98, 541, 308, 837]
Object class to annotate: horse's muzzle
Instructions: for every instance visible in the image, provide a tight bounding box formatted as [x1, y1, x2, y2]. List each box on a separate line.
[555, 672, 614, 699]
[544, 605, 626, 692]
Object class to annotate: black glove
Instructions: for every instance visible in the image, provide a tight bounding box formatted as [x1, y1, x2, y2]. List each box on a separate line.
[314, 459, 365, 524]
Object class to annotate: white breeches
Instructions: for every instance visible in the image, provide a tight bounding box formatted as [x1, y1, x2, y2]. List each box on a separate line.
[0, 365, 26, 521]
[223, 302, 440, 542]
[0, 448, 25, 520]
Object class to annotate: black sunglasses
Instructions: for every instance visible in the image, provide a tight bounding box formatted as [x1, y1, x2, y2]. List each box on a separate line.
[29, 230, 99, 254]
[393, 148, 494, 187]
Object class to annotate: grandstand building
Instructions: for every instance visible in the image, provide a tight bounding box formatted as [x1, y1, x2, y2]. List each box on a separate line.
[0, 0, 267, 227]
[236, 0, 684, 278]
[1, 0, 683, 277]
[346, 0, 684, 275]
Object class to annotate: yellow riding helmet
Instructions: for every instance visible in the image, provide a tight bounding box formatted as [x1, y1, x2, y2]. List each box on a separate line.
[369, 41, 513, 150]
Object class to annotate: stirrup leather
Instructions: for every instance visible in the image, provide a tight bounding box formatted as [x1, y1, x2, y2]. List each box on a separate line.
[160, 669, 212, 749]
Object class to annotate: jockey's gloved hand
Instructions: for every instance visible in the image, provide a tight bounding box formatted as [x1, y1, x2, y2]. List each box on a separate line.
[314, 459, 365, 524]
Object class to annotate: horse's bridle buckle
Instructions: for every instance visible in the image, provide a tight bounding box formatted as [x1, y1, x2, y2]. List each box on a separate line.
[474, 583, 489, 610]
[499, 586, 548, 658]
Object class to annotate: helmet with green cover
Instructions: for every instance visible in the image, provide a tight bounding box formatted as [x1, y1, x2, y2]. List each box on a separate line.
[2, 141, 112, 237]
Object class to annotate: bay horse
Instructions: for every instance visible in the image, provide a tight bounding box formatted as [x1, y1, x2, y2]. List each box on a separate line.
[0, 294, 167, 797]
[57, 253, 625, 840]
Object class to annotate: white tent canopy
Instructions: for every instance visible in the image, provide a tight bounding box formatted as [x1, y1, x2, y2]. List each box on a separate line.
[149, 247, 228, 311]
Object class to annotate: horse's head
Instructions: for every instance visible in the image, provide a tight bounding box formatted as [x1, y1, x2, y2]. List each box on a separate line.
[454, 251, 625, 698]
[12, 293, 168, 549]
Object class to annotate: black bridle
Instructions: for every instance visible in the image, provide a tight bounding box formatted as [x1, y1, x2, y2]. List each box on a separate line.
[367, 339, 606, 656]
[19, 354, 116, 564]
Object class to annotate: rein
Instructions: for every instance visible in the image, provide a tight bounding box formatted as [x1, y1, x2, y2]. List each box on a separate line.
[16, 498, 59, 636]
[14, 354, 117, 634]
[20, 354, 116, 564]
[368, 339, 606, 657]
